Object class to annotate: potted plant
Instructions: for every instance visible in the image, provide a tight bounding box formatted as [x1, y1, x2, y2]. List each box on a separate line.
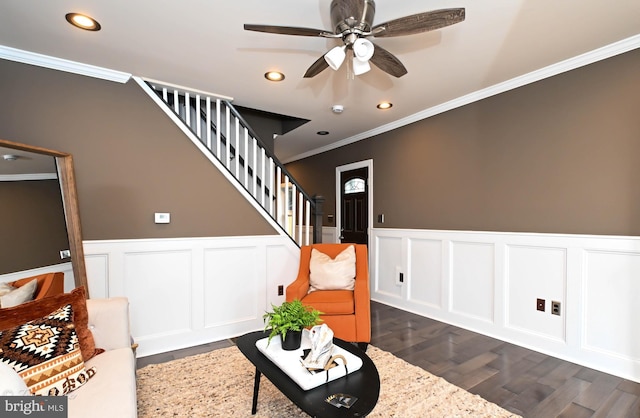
[263, 299, 322, 350]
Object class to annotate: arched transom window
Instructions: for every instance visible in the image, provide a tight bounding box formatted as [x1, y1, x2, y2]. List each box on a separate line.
[344, 178, 365, 194]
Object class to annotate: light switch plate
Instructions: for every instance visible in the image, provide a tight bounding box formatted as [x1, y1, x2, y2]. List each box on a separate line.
[154, 212, 170, 224]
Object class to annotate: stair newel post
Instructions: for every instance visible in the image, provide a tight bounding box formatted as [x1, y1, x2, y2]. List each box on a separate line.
[312, 195, 325, 243]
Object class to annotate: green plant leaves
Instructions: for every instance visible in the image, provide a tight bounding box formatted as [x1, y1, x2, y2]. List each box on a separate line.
[263, 299, 322, 345]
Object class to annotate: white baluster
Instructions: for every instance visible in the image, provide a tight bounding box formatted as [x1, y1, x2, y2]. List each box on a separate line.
[185, 92, 191, 128]
[252, 138, 258, 197]
[216, 99, 221, 157]
[284, 176, 290, 233]
[244, 128, 249, 188]
[225, 105, 230, 167]
[269, 158, 275, 216]
[298, 191, 303, 245]
[235, 118, 240, 178]
[276, 166, 282, 226]
[173, 89, 179, 114]
[291, 183, 297, 240]
[206, 97, 212, 150]
[305, 200, 311, 245]
[195, 94, 201, 139]
[261, 148, 266, 208]
[162, 88, 168, 102]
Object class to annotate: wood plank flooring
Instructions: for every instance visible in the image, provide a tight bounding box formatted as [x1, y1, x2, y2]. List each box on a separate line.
[137, 301, 640, 417]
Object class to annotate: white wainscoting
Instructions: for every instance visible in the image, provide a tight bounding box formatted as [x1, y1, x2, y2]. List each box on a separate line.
[83, 235, 300, 358]
[371, 228, 640, 383]
[294, 226, 338, 245]
[322, 226, 338, 244]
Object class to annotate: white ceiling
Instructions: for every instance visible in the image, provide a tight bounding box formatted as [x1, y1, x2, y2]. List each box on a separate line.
[1, 0, 639, 163]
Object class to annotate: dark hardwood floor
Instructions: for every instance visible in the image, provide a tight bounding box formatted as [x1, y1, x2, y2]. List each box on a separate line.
[137, 301, 640, 417]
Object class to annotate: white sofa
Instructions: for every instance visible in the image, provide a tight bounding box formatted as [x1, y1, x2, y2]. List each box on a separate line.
[68, 297, 137, 418]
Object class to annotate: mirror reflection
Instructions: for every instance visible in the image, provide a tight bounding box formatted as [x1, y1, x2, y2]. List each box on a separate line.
[0, 148, 70, 275]
[0, 139, 89, 306]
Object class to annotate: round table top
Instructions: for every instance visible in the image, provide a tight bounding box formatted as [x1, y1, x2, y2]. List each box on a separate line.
[237, 331, 380, 417]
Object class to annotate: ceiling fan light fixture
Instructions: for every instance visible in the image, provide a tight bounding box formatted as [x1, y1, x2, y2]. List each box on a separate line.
[353, 38, 374, 62]
[352, 58, 371, 76]
[324, 45, 346, 71]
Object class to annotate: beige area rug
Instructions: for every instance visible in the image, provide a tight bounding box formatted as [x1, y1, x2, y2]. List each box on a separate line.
[137, 345, 520, 417]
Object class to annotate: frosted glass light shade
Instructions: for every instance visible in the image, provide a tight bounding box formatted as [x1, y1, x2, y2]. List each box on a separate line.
[352, 58, 371, 75]
[324, 46, 347, 70]
[353, 38, 374, 62]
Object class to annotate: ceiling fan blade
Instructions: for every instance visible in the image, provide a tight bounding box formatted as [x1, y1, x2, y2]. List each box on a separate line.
[303, 54, 330, 78]
[369, 43, 408, 78]
[372, 8, 465, 38]
[244, 24, 334, 38]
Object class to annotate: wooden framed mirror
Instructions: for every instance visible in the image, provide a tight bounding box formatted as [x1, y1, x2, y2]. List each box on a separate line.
[0, 138, 89, 297]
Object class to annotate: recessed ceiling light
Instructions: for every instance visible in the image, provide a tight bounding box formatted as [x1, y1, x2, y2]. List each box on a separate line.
[317, 131, 329, 136]
[65, 13, 101, 31]
[377, 102, 393, 110]
[264, 71, 285, 82]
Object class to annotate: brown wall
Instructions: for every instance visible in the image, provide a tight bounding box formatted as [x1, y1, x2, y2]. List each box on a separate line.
[0, 180, 69, 274]
[0, 60, 276, 240]
[287, 49, 640, 236]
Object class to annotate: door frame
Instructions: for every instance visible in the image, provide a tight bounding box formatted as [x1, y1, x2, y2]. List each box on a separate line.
[335, 159, 373, 245]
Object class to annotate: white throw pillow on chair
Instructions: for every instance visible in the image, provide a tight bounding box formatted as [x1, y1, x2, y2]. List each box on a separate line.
[309, 245, 356, 292]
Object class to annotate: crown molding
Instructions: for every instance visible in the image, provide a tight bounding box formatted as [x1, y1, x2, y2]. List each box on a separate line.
[0, 45, 131, 83]
[283, 34, 640, 164]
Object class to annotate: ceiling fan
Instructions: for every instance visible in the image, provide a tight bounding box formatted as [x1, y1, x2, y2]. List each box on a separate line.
[244, 0, 465, 78]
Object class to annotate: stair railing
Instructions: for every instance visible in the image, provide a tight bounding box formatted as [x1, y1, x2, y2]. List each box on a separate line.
[137, 78, 318, 246]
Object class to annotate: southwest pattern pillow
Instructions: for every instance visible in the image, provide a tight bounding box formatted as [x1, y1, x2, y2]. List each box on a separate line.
[0, 304, 96, 396]
[0, 287, 101, 361]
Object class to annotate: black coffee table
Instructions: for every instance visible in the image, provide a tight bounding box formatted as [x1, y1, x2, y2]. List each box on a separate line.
[236, 331, 380, 417]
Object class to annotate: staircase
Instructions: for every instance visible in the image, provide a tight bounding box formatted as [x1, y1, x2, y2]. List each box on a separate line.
[133, 77, 321, 246]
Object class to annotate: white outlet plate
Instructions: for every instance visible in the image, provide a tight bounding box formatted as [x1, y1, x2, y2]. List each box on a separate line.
[395, 266, 403, 286]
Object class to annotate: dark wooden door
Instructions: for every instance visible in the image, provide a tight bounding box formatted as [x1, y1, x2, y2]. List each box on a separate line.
[340, 167, 368, 244]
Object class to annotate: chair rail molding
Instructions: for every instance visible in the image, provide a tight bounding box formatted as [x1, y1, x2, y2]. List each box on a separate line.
[370, 227, 640, 383]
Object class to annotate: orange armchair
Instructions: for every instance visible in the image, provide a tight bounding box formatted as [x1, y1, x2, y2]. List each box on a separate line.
[286, 243, 371, 345]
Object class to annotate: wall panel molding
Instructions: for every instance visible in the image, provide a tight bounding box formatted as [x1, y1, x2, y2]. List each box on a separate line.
[371, 228, 640, 382]
[83, 235, 299, 357]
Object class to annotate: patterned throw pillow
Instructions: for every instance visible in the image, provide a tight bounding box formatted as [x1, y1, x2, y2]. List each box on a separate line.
[0, 304, 96, 396]
[0, 287, 101, 361]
